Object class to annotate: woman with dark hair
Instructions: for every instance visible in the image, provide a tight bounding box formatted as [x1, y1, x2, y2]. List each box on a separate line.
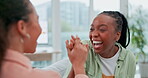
[0, 0, 89, 78]
[64, 11, 136, 78]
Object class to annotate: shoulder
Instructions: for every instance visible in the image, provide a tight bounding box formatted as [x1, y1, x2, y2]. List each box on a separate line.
[117, 43, 136, 76]
[2, 59, 61, 78]
[123, 47, 135, 61]
[118, 43, 136, 64]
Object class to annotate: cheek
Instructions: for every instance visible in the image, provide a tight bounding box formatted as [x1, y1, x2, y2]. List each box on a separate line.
[89, 32, 92, 39]
[30, 25, 41, 41]
[99, 33, 111, 42]
[35, 24, 42, 36]
[102, 34, 116, 44]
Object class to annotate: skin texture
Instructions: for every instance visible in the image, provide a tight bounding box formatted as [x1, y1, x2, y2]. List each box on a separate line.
[8, 3, 41, 53]
[66, 13, 122, 77]
[89, 14, 121, 58]
[23, 5, 41, 53]
[1, 1, 89, 77]
[66, 36, 88, 77]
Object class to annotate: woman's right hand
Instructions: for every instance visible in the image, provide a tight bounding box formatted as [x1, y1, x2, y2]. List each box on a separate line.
[65, 36, 88, 74]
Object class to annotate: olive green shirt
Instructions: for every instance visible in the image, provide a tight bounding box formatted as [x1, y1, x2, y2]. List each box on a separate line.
[63, 40, 136, 78]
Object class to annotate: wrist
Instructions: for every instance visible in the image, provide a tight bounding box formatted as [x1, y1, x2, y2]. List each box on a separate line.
[72, 62, 85, 67]
[73, 65, 86, 75]
[75, 74, 89, 78]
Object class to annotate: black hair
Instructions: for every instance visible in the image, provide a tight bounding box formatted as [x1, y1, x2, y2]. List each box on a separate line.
[0, 0, 32, 71]
[99, 11, 130, 48]
[0, 20, 7, 72]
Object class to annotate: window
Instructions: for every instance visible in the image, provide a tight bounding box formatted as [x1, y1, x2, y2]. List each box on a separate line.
[30, 0, 123, 59]
[29, 0, 129, 68]
[60, 0, 90, 58]
[93, 0, 120, 16]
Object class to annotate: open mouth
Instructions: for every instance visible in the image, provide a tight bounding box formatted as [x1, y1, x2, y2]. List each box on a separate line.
[92, 41, 103, 48]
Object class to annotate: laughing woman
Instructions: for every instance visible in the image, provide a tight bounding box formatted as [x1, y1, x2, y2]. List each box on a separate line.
[65, 11, 136, 78]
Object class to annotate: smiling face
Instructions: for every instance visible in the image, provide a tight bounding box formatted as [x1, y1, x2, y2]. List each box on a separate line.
[89, 14, 121, 56]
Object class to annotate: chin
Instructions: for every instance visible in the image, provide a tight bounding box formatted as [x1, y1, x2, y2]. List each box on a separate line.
[29, 44, 37, 53]
[93, 49, 102, 54]
[94, 51, 101, 54]
[24, 48, 36, 53]
[24, 51, 34, 53]
[30, 48, 36, 53]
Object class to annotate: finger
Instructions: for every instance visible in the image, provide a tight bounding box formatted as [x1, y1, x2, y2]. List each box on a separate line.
[85, 44, 89, 48]
[70, 39, 75, 44]
[85, 44, 89, 51]
[65, 40, 70, 48]
[75, 36, 81, 45]
[69, 38, 75, 49]
[70, 35, 76, 46]
[65, 40, 71, 54]
[71, 35, 76, 41]
[69, 42, 74, 50]
[76, 35, 80, 40]
[81, 44, 89, 51]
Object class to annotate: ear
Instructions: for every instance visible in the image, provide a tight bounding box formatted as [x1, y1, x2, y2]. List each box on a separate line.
[115, 32, 121, 41]
[16, 20, 28, 37]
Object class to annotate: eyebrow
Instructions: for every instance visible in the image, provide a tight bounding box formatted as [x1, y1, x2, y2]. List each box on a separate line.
[99, 24, 107, 27]
[90, 24, 107, 27]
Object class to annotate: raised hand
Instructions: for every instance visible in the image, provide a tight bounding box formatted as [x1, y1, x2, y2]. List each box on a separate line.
[65, 36, 88, 75]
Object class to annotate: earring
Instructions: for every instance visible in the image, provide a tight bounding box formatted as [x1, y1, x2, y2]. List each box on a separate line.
[20, 38, 24, 43]
[26, 34, 30, 39]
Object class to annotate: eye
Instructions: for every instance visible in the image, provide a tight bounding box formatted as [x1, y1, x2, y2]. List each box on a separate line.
[99, 26, 107, 32]
[99, 28, 106, 32]
[90, 27, 94, 32]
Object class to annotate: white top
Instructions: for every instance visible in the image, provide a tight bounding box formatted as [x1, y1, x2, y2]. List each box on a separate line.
[98, 47, 120, 76]
[43, 58, 70, 77]
[43, 58, 89, 78]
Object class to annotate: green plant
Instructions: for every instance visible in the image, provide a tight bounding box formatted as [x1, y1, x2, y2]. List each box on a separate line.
[129, 6, 147, 63]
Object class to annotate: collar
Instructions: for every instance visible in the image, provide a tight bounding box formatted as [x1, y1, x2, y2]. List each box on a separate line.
[116, 43, 127, 61]
[4, 49, 32, 69]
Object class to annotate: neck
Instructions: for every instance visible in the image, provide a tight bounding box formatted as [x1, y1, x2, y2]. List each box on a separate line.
[9, 38, 24, 53]
[8, 25, 24, 53]
[99, 45, 119, 58]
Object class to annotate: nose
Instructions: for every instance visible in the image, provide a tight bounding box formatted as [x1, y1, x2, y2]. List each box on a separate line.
[91, 30, 99, 37]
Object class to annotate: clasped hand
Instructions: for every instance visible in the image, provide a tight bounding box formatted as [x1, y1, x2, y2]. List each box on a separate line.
[65, 35, 88, 67]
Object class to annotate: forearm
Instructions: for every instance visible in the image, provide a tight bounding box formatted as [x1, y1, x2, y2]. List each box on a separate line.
[68, 68, 75, 78]
[72, 64, 89, 78]
[73, 64, 86, 75]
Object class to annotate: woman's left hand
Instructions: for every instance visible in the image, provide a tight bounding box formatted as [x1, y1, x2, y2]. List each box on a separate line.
[65, 36, 88, 68]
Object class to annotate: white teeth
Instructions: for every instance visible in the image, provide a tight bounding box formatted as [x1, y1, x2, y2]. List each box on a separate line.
[93, 41, 102, 44]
